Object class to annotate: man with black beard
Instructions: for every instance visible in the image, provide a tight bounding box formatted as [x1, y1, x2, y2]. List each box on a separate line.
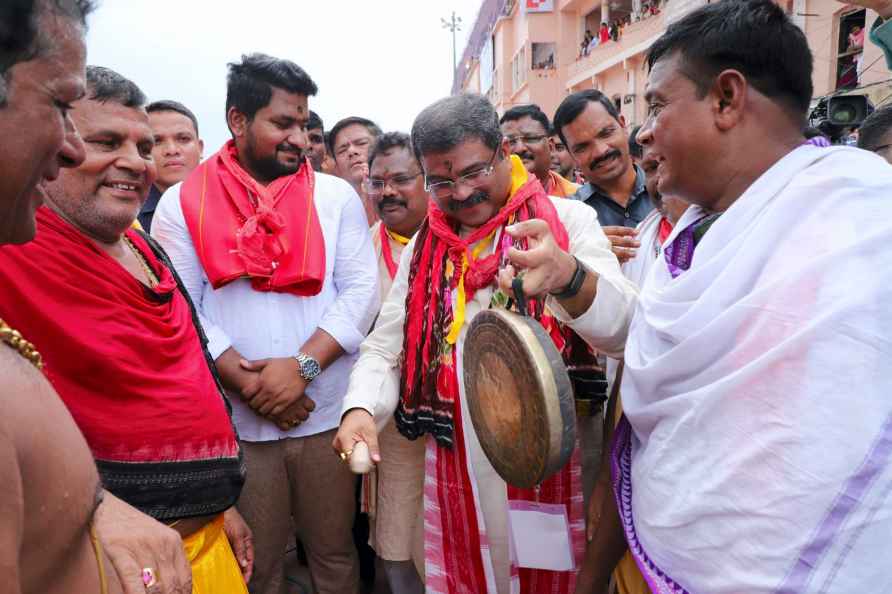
[152, 53, 378, 594]
[554, 90, 654, 264]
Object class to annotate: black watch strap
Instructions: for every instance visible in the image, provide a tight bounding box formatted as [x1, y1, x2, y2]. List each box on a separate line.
[549, 256, 587, 299]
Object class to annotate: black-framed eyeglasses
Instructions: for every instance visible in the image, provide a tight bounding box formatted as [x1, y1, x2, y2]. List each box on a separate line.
[363, 172, 423, 195]
[505, 134, 548, 147]
[424, 149, 499, 198]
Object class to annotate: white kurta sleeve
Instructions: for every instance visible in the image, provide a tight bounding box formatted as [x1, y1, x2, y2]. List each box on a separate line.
[150, 183, 234, 359]
[547, 199, 638, 358]
[340, 235, 415, 427]
[318, 187, 380, 354]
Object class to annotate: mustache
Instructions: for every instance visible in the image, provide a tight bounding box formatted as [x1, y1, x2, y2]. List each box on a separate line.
[446, 190, 488, 211]
[589, 149, 621, 170]
[277, 143, 303, 156]
[376, 197, 407, 211]
[516, 150, 535, 161]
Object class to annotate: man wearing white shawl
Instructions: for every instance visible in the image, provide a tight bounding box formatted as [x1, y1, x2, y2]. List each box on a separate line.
[550, 0, 892, 592]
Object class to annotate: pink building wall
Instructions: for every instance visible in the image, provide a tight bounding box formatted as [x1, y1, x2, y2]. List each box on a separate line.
[457, 0, 891, 126]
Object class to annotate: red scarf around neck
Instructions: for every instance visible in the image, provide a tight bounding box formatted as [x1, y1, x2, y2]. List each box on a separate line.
[395, 169, 569, 445]
[179, 140, 326, 296]
[0, 207, 239, 463]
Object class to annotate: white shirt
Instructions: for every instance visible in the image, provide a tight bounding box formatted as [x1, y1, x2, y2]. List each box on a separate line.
[342, 196, 637, 431]
[152, 171, 379, 442]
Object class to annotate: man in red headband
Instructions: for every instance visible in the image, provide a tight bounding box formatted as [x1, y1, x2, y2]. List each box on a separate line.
[363, 131, 429, 594]
[152, 54, 378, 594]
[334, 94, 637, 594]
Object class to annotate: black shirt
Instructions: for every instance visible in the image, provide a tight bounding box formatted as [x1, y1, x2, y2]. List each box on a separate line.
[137, 185, 163, 234]
[571, 165, 654, 228]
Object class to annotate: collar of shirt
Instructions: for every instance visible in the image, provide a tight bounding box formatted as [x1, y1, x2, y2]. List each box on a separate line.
[571, 165, 654, 227]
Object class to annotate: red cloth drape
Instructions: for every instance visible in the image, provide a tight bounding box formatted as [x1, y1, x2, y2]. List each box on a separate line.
[0, 208, 238, 463]
[179, 140, 326, 296]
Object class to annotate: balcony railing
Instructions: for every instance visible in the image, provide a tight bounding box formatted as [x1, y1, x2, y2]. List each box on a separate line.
[568, 12, 666, 81]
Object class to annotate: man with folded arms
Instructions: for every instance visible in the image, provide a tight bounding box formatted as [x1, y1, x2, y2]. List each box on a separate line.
[335, 94, 636, 594]
[153, 53, 378, 594]
[0, 65, 250, 594]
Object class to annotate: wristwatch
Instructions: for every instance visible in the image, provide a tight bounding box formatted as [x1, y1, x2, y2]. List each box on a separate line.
[294, 352, 322, 382]
[549, 256, 587, 299]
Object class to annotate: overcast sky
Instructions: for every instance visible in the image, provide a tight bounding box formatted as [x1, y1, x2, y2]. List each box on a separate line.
[86, 1, 480, 152]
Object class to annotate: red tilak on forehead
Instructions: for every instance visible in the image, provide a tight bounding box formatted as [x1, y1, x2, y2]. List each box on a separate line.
[443, 161, 453, 174]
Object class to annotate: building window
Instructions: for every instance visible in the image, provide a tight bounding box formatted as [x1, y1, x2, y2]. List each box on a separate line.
[532, 42, 556, 70]
[836, 9, 866, 90]
[512, 45, 527, 92]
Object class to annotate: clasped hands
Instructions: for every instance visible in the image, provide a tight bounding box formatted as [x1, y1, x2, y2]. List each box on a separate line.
[218, 348, 315, 430]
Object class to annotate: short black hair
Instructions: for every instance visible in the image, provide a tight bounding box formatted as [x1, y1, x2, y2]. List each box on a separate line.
[147, 99, 200, 136]
[858, 104, 892, 152]
[411, 94, 502, 163]
[86, 66, 146, 108]
[0, 0, 95, 104]
[368, 131, 414, 168]
[308, 110, 323, 132]
[226, 53, 318, 124]
[646, 0, 813, 118]
[327, 116, 381, 155]
[629, 125, 643, 159]
[553, 89, 622, 146]
[500, 104, 551, 134]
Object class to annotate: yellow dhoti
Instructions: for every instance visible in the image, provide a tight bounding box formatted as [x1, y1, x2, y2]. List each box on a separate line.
[183, 514, 248, 594]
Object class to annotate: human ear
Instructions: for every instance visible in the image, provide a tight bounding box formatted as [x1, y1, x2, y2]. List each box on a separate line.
[712, 69, 747, 131]
[227, 107, 248, 138]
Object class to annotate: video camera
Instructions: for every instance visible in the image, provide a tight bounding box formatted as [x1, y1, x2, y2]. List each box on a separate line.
[808, 94, 874, 144]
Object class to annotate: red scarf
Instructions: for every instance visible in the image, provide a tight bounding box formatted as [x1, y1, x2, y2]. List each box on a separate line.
[395, 173, 569, 444]
[0, 208, 239, 464]
[658, 216, 674, 245]
[379, 222, 411, 280]
[179, 140, 326, 296]
[397, 165, 583, 592]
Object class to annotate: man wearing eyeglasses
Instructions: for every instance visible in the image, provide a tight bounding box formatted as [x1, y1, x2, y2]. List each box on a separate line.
[361, 131, 428, 594]
[334, 94, 636, 594]
[500, 104, 579, 198]
[857, 104, 892, 164]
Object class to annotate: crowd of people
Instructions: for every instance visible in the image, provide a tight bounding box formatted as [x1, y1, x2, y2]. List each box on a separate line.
[580, 2, 664, 59]
[2, 1, 892, 594]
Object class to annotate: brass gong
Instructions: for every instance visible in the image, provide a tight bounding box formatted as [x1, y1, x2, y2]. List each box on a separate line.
[463, 305, 576, 489]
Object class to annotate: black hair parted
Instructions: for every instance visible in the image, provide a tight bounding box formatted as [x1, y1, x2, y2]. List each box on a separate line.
[500, 104, 551, 133]
[411, 94, 502, 163]
[858, 104, 892, 152]
[86, 65, 146, 108]
[147, 99, 200, 136]
[552, 89, 622, 146]
[645, 0, 813, 117]
[327, 116, 382, 155]
[368, 131, 414, 168]
[226, 53, 318, 123]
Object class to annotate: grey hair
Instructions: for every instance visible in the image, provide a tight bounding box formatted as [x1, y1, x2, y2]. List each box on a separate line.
[0, 0, 96, 105]
[86, 66, 147, 108]
[410, 94, 502, 164]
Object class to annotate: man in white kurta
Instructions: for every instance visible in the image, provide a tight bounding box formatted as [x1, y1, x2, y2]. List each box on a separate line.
[574, 1, 892, 592]
[364, 132, 429, 594]
[335, 94, 637, 594]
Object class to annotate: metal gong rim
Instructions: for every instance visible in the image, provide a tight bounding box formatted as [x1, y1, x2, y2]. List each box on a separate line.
[463, 308, 575, 489]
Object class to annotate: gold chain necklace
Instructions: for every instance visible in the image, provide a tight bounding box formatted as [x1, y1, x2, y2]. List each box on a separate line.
[0, 318, 44, 370]
[122, 235, 159, 287]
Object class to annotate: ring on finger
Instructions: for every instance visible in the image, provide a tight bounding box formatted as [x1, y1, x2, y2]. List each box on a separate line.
[141, 567, 157, 588]
[339, 449, 353, 461]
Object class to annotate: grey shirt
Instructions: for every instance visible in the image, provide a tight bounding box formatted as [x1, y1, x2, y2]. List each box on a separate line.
[571, 165, 654, 228]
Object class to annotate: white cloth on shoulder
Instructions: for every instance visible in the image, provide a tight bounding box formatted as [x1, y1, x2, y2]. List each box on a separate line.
[622, 145, 892, 593]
